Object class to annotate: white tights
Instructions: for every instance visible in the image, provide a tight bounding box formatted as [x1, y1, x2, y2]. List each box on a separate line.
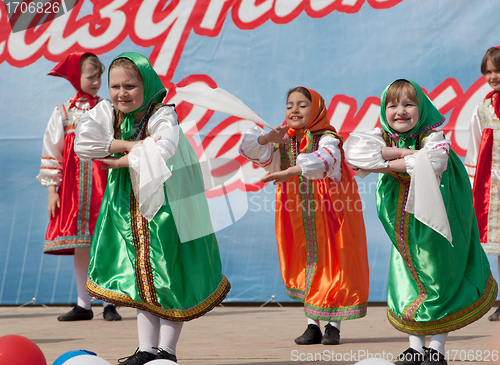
[307, 317, 341, 331]
[137, 310, 183, 355]
[74, 247, 112, 310]
[409, 333, 448, 355]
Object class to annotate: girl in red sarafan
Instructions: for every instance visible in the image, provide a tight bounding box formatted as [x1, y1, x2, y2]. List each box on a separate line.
[464, 46, 500, 322]
[36, 52, 121, 322]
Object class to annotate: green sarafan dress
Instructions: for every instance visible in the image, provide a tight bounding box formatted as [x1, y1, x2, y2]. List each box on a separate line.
[346, 79, 497, 335]
[75, 53, 230, 321]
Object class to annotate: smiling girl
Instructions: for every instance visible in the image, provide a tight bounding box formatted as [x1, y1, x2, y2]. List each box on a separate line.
[345, 79, 497, 365]
[464, 46, 500, 322]
[239, 87, 369, 346]
[74, 52, 230, 364]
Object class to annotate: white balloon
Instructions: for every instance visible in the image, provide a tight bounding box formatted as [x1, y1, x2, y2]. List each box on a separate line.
[63, 354, 112, 365]
[146, 360, 178, 365]
[355, 359, 394, 365]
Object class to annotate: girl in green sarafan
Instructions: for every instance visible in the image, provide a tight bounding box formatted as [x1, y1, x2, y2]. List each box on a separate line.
[345, 79, 497, 365]
[75, 52, 230, 364]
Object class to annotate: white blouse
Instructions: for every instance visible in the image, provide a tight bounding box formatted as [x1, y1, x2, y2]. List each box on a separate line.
[238, 126, 343, 182]
[74, 99, 179, 220]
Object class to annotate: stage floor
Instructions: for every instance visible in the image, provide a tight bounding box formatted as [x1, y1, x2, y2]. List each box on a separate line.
[0, 305, 498, 365]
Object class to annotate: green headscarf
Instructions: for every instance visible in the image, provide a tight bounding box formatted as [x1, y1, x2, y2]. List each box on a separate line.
[110, 52, 167, 140]
[379, 79, 445, 149]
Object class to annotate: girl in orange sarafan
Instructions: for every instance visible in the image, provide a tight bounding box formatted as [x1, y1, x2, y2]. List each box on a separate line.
[239, 87, 369, 345]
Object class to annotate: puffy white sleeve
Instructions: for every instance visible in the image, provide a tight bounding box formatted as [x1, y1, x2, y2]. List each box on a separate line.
[344, 127, 388, 178]
[464, 104, 483, 186]
[127, 106, 179, 221]
[74, 100, 115, 161]
[238, 126, 281, 173]
[297, 134, 342, 182]
[36, 107, 65, 187]
[404, 131, 450, 179]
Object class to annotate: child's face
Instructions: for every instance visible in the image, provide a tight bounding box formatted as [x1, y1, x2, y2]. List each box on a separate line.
[385, 93, 419, 133]
[109, 66, 144, 115]
[80, 63, 101, 97]
[484, 58, 500, 92]
[286, 91, 311, 129]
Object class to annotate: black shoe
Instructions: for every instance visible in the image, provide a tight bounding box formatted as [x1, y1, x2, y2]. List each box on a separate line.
[117, 348, 156, 365]
[103, 305, 122, 321]
[422, 347, 447, 365]
[321, 323, 340, 345]
[155, 348, 177, 362]
[294, 324, 322, 345]
[488, 307, 500, 321]
[394, 347, 424, 365]
[57, 305, 93, 321]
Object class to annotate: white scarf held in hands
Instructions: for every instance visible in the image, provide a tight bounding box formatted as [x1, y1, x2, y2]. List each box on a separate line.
[175, 83, 276, 130]
[405, 149, 453, 245]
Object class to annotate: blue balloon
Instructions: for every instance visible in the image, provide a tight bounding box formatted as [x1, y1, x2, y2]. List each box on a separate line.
[52, 350, 97, 365]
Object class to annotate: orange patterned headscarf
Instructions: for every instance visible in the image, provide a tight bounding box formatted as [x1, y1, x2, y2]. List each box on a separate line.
[286, 87, 342, 153]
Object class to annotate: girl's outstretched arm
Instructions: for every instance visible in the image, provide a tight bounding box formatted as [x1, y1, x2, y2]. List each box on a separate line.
[261, 165, 302, 184]
[257, 125, 290, 145]
[98, 155, 129, 169]
[239, 126, 282, 173]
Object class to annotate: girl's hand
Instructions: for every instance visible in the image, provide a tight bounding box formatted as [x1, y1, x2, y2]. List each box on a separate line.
[108, 136, 162, 155]
[132, 135, 162, 149]
[258, 125, 290, 145]
[381, 146, 417, 160]
[260, 165, 302, 184]
[98, 155, 128, 169]
[361, 157, 408, 174]
[47, 186, 60, 218]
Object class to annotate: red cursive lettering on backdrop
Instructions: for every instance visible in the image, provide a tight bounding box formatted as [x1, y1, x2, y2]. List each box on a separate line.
[0, 0, 404, 76]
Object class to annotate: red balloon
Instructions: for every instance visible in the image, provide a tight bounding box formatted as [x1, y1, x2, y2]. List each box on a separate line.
[0, 335, 46, 365]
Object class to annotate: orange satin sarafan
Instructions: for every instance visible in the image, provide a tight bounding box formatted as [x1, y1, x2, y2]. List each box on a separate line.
[276, 87, 369, 320]
[275, 149, 369, 320]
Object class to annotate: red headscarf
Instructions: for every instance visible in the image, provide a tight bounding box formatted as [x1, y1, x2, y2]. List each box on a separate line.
[286, 87, 342, 153]
[484, 46, 500, 119]
[48, 52, 99, 109]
